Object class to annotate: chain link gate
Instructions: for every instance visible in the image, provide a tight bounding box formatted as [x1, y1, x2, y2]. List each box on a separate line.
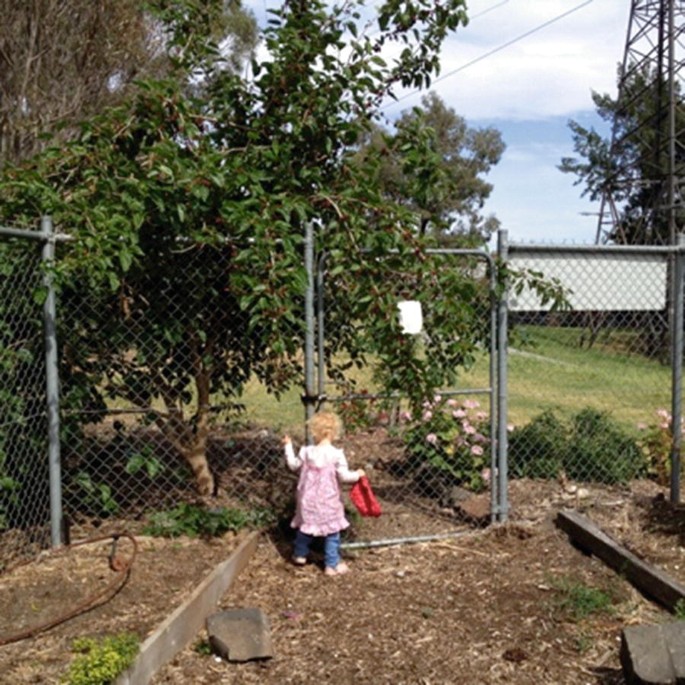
[313, 245, 504, 546]
[501, 235, 685, 512]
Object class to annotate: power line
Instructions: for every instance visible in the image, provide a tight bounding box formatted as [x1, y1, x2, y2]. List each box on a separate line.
[470, 0, 511, 21]
[382, 0, 595, 111]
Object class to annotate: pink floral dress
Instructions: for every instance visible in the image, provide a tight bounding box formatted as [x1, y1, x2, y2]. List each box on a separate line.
[285, 443, 360, 537]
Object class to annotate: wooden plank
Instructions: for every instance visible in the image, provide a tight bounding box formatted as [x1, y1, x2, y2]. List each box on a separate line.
[555, 509, 685, 612]
[115, 530, 260, 685]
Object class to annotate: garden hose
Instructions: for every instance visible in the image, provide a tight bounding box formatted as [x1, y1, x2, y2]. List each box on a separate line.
[0, 532, 138, 646]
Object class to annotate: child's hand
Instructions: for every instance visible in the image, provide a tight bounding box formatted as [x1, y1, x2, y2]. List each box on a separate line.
[357, 468, 366, 479]
[282, 435, 292, 446]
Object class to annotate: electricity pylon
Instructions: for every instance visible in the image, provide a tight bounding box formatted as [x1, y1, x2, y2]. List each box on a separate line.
[596, 0, 685, 245]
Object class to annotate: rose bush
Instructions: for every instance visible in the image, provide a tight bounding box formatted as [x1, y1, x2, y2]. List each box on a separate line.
[402, 395, 491, 492]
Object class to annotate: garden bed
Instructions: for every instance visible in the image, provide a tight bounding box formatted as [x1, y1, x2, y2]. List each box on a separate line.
[1, 427, 684, 684]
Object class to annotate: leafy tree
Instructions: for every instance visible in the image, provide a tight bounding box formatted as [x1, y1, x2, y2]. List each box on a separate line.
[0, 0, 257, 167]
[560, 63, 685, 246]
[0, 0, 491, 496]
[356, 92, 504, 245]
[559, 63, 685, 359]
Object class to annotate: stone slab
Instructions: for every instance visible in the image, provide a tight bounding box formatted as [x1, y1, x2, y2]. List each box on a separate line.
[207, 607, 274, 662]
[620, 622, 685, 685]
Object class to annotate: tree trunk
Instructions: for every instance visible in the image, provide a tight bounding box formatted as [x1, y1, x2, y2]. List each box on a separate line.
[154, 354, 216, 496]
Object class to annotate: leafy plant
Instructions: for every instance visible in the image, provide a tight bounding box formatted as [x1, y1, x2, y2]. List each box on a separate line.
[550, 575, 615, 622]
[143, 503, 273, 538]
[403, 395, 491, 492]
[62, 632, 139, 685]
[71, 472, 120, 517]
[125, 445, 164, 479]
[565, 408, 646, 484]
[674, 598, 685, 620]
[193, 638, 213, 656]
[509, 407, 646, 485]
[509, 410, 567, 480]
[637, 408, 680, 486]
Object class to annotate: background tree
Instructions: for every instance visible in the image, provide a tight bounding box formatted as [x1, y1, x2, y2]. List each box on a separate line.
[560, 63, 685, 246]
[355, 92, 504, 246]
[0, 0, 257, 168]
[0, 0, 490, 497]
[559, 63, 685, 359]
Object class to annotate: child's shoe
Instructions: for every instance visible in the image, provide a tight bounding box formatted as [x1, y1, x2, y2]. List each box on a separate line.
[324, 562, 349, 576]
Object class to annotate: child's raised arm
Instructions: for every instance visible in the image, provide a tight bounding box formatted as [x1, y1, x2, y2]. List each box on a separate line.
[283, 434, 301, 471]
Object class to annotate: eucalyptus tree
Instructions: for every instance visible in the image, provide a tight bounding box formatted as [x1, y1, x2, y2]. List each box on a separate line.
[0, 0, 257, 167]
[357, 92, 504, 245]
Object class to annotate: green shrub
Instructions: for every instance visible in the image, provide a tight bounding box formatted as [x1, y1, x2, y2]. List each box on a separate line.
[565, 408, 646, 484]
[63, 632, 139, 685]
[143, 502, 274, 538]
[509, 410, 567, 479]
[509, 407, 646, 485]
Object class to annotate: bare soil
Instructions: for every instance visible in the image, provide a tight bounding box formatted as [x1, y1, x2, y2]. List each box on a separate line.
[1, 430, 684, 685]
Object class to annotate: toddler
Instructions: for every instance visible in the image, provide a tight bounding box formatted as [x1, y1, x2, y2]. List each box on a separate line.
[283, 411, 364, 576]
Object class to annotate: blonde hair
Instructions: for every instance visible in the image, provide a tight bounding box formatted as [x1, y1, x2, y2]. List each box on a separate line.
[308, 411, 342, 444]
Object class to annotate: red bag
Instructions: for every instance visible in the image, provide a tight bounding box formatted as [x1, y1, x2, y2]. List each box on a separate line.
[349, 476, 382, 517]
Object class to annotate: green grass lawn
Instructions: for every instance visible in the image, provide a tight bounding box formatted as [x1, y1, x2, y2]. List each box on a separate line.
[504, 325, 670, 431]
[239, 325, 673, 435]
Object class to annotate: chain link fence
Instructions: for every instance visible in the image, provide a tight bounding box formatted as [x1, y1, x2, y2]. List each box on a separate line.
[56, 241, 302, 538]
[0, 227, 52, 567]
[2, 225, 685, 570]
[505, 242, 681, 509]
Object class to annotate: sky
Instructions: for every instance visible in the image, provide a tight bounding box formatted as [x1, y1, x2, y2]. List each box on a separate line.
[390, 0, 632, 246]
[245, 0, 633, 245]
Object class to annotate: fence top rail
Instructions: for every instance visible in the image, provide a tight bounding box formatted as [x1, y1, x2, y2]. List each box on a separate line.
[0, 224, 72, 242]
[508, 242, 684, 257]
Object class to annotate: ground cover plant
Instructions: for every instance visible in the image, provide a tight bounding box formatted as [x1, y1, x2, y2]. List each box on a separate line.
[63, 632, 139, 685]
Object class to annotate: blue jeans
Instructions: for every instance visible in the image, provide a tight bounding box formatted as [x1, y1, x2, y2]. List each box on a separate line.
[294, 529, 341, 569]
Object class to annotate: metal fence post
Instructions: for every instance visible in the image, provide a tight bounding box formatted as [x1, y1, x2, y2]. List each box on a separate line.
[316, 251, 326, 406]
[671, 234, 685, 504]
[303, 221, 316, 441]
[496, 230, 509, 522]
[41, 216, 63, 547]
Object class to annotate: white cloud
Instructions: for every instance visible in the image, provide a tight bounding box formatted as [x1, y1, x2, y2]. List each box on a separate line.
[385, 0, 629, 121]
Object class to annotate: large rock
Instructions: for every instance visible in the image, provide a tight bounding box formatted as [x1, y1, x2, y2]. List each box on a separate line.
[206, 608, 274, 662]
[620, 622, 685, 684]
[455, 492, 491, 526]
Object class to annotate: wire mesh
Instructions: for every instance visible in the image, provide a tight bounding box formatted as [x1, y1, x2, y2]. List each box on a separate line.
[507, 245, 677, 502]
[2, 230, 684, 571]
[0, 236, 51, 568]
[55, 242, 302, 534]
[318, 250, 497, 539]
